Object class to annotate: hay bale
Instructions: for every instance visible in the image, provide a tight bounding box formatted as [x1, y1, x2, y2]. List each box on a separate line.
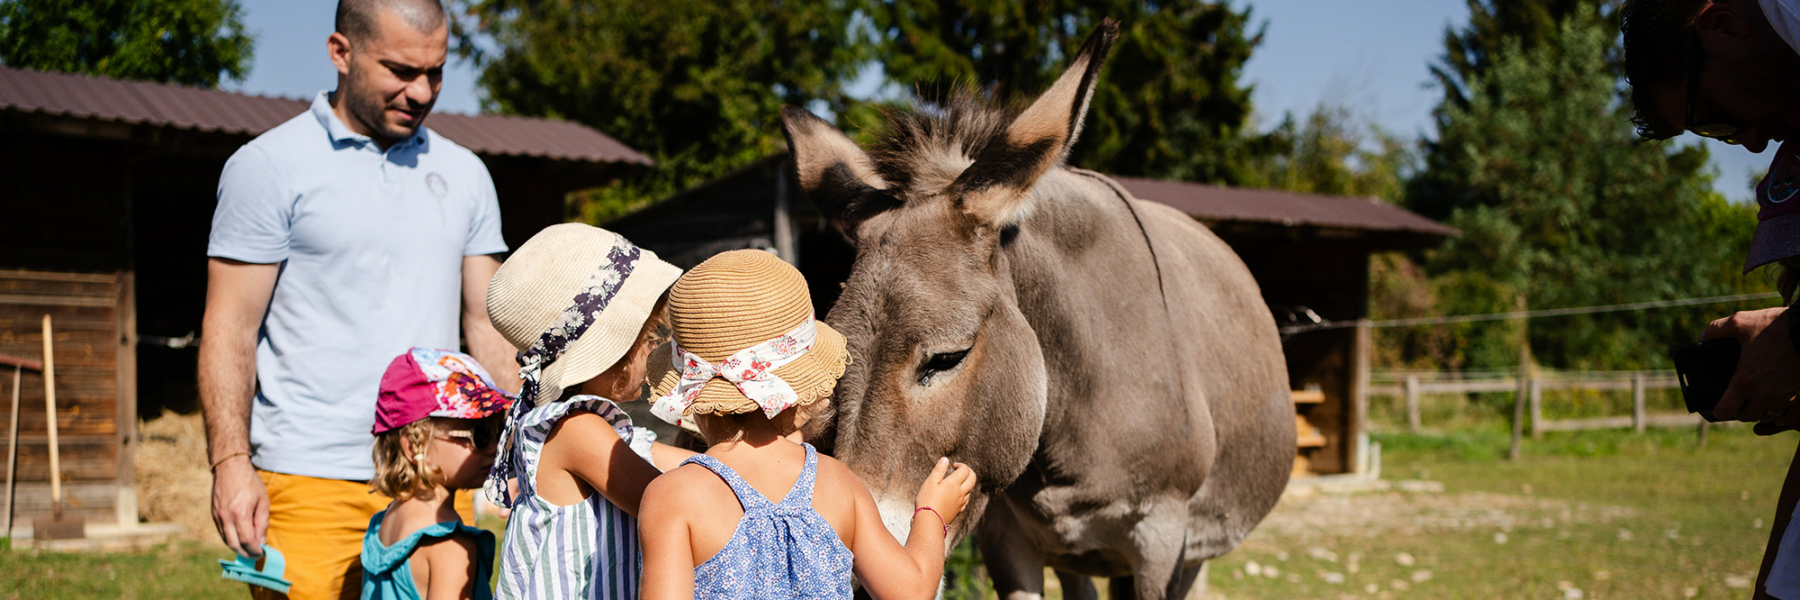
[134, 411, 219, 545]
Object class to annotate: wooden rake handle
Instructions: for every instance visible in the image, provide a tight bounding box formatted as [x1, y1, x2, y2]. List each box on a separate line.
[41, 314, 60, 508]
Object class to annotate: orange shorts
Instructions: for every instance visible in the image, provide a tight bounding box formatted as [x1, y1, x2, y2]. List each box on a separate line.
[251, 470, 474, 600]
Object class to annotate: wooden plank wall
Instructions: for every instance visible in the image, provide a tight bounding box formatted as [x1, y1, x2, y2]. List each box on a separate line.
[0, 269, 124, 525]
[1224, 234, 1374, 475]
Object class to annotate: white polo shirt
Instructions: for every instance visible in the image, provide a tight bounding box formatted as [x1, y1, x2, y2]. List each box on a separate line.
[207, 91, 507, 480]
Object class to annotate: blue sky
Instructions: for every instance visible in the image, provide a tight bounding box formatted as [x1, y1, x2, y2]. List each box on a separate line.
[227, 0, 1767, 203]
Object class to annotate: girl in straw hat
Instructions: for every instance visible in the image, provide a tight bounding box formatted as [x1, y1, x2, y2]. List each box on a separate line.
[638, 249, 977, 600]
[481, 224, 697, 600]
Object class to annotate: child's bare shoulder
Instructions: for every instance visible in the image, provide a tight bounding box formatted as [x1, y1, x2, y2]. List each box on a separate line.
[810, 453, 872, 498]
[643, 463, 730, 507]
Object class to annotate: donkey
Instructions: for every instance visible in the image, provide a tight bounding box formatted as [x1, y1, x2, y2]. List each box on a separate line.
[780, 20, 1294, 600]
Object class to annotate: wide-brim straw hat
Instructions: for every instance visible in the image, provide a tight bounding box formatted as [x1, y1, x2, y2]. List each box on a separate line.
[649, 249, 849, 417]
[487, 224, 682, 405]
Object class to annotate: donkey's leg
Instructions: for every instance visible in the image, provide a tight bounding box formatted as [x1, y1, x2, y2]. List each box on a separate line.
[1111, 562, 1204, 600]
[1121, 501, 1192, 599]
[1170, 561, 1207, 599]
[1055, 570, 1099, 600]
[978, 497, 1048, 600]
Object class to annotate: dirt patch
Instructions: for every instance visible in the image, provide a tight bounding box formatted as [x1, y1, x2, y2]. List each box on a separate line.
[1258, 489, 1638, 540]
[134, 411, 219, 545]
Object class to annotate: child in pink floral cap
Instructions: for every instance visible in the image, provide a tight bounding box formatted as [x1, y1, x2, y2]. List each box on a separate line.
[362, 347, 514, 600]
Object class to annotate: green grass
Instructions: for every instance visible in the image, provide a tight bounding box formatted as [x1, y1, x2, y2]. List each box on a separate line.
[4, 426, 1793, 600]
[0, 540, 237, 600]
[1208, 426, 1795, 600]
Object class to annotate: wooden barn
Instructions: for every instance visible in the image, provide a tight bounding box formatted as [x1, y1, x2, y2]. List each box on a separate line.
[608, 156, 1455, 477]
[0, 65, 651, 535]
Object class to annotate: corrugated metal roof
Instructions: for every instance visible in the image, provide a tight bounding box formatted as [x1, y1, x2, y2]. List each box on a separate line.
[0, 66, 652, 165]
[1113, 175, 1457, 238]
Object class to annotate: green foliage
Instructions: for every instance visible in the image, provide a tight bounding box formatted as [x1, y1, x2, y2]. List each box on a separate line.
[941, 537, 992, 600]
[1429, 0, 1613, 116]
[1392, 9, 1766, 371]
[0, 0, 251, 87]
[1253, 104, 1416, 201]
[868, 0, 1276, 184]
[452, 0, 870, 218]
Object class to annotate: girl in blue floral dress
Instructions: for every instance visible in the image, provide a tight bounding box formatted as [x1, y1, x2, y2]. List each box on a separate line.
[637, 250, 978, 600]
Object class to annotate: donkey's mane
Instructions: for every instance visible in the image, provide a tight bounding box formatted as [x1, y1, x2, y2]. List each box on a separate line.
[869, 87, 1022, 192]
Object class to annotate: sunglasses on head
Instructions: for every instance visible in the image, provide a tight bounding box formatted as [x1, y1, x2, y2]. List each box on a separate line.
[1685, 33, 1741, 143]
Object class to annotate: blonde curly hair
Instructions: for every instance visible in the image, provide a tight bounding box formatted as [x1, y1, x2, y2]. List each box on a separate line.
[371, 419, 443, 501]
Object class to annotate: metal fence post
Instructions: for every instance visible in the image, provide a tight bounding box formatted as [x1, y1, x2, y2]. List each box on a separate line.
[1633, 372, 1647, 433]
[1405, 374, 1421, 432]
[1529, 378, 1543, 440]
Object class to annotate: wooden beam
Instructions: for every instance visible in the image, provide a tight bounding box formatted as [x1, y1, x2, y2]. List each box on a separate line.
[113, 270, 136, 526]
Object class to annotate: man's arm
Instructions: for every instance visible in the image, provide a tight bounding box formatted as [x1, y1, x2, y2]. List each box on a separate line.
[198, 257, 279, 556]
[462, 254, 521, 393]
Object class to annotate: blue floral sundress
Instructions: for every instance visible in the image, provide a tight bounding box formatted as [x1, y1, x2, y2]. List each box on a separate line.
[684, 443, 854, 599]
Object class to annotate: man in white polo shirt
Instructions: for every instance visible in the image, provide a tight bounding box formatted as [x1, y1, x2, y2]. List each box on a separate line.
[198, 1, 519, 597]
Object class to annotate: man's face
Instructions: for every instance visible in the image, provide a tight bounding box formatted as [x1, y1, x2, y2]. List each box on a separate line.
[1650, 1, 1800, 152]
[329, 9, 446, 145]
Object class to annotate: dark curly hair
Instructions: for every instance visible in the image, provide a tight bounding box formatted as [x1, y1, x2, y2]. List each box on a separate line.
[1622, 0, 1711, 139]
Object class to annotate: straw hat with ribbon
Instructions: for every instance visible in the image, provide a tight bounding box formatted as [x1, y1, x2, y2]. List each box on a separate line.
[482, 223, 681, 506]
[649, 249, 849, 429]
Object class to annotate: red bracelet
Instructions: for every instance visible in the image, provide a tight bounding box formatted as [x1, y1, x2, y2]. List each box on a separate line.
[914, 506, 949, 535]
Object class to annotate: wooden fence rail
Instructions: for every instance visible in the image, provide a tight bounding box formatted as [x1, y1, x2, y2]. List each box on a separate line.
[1365, 371, 1709, 456]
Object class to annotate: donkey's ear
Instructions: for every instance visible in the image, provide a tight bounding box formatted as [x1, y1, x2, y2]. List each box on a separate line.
[781, 106, 898, 242]
[951, 19, 1118, 227]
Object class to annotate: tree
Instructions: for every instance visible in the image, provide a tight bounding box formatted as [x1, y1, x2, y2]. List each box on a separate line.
[1394, 9, 1761, 371]
[867, 1, 1275, 185]
[0, 0, 252, 87]
[453, 0, 870, 219]
[1253, 104, 1414, 201]
[1429, 0, 1611, 114]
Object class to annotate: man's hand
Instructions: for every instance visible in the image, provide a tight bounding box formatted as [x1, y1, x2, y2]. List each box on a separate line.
[1702, 307, 1800, 432]
[199, 258, 278, 554]
[210, 457, 269, 556]
[463, 255, 521, 393]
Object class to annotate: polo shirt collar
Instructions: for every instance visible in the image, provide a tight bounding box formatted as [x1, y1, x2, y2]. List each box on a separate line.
[310, 90, 426, 150]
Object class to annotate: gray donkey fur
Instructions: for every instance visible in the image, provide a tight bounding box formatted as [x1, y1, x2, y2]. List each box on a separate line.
[780, 20, 1294, 600]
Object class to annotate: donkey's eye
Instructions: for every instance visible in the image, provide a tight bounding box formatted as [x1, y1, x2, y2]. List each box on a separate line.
[918, 349, 970, 387]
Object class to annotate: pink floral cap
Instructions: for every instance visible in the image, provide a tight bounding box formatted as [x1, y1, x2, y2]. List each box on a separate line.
[373, 348, 515, 435]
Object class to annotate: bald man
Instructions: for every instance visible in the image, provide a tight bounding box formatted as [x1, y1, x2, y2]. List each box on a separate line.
[199, 1, 518, 597]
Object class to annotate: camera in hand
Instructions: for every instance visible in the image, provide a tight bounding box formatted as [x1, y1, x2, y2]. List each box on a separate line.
[1670, 338, 1741, 422]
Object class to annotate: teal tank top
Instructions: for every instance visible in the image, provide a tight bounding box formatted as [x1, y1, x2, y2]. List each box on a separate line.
[361, 510, 496, 600]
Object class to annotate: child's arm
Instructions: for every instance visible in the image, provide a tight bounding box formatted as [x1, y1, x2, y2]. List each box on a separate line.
[648, 441, 698, 472]
[638, 471, 698, 600]
[541, 411, 663, 516]
[418, 534, 479, 600]
[845, 457, 977, 600]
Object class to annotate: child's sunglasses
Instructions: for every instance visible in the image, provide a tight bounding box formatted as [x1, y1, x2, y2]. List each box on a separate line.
[437, 427, 497, 449]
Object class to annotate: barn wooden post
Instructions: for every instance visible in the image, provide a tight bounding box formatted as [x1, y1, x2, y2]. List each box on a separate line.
[114, 271, 137, 526]
[1529, 378, 1543, 440]
[1350, 320, 1371, 474]
[1632, 372, 1647, 433]
[772, 159, 797, 266]
[1404, 374, 1420, 432]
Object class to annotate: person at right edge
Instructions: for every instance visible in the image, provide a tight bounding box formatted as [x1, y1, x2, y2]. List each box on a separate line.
[1623, 0, 1800, 596]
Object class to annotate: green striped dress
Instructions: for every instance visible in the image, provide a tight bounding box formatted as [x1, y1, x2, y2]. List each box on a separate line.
[494, 396, 657, 600]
